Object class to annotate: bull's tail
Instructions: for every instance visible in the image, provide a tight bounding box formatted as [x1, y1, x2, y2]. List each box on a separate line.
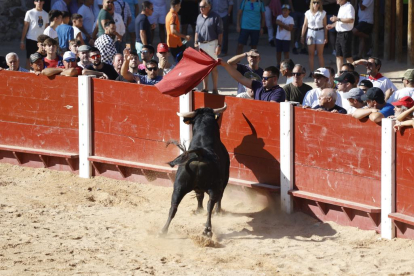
[166, 140, 205, 167]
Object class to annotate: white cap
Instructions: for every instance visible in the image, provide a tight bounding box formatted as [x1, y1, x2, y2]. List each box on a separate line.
[313, 67, 330, 79]
[63, 51, 76, 61]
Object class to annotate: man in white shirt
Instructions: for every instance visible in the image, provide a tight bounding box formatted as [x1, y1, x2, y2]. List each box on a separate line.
[20, 0, 49, 69]
[43, 10, 62, 39]
[386, 69, 414, 104]
[354, 57, 397, 94]
[5, 53, 30, 73]
[326, 0, 355, 73]
[352, 0, 373, 59]
[302, 67, 342, 108]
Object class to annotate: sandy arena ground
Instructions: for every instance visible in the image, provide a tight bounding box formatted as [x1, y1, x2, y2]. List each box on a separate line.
[1, 162, 414, 275]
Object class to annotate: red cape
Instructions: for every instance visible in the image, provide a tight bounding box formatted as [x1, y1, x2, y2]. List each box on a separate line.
[155, 47, 221, 97]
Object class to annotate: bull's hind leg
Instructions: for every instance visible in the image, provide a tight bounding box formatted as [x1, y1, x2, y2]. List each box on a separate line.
[160, 188, 188, 236]
[195, 190, 204, 214]
[203, 190, 219, 237]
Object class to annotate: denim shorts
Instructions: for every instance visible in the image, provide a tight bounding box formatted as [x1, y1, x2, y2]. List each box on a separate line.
[307, 29, 325, 45]
[238, 29, 260, 46]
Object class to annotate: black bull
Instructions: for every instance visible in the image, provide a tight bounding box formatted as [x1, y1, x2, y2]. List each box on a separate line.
[160, 104, 230, 237]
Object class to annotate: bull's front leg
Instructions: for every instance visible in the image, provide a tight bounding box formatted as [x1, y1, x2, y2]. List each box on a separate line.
[203, 191, 219, 237]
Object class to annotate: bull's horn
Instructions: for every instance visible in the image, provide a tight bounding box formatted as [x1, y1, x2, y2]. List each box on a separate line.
[176, 111, 196, 118]
[213, 103, 227, 114]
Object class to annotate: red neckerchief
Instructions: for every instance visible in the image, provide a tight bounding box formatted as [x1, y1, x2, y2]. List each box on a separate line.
[369, 73, 384, 80]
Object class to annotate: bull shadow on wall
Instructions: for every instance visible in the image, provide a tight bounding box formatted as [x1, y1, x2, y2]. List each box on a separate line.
[233, 113, 280, 186]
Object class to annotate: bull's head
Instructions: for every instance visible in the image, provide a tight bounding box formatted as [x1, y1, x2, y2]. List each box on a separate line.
[177, 103, 227, 124]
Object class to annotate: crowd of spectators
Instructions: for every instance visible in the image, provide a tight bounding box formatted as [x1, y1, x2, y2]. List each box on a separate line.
[2, 0, 414, 131]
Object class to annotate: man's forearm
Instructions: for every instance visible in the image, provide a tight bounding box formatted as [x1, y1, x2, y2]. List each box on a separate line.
[121, 58, 134, 81]
[227, 52, 246, 65]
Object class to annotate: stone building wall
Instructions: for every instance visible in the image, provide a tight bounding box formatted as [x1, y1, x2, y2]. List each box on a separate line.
[0, 0, 33, 41]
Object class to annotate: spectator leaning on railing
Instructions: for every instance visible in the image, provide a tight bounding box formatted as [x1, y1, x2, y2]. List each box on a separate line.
[312, 88, 347, 114]
[352, 87, 394, 123]
[386, 69, 414, 103]
[393, 97, 414, 132]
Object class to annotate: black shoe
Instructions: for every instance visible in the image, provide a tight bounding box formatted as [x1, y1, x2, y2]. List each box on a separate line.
[300, 48, 308, 54]
[292, 47, 298, 55]
[269, 39, 275, 47]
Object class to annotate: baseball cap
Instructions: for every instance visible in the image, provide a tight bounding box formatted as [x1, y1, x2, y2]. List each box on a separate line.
[157, 43, 169, 53]
[313, 67, 330, 79]
[403, 69, 414, 81]
[281, 4, 290, 10]
[361, 87, 384, 102]
[78, 45, 91, 52]
[63, 51, 76, 61]
[342, 88, 364, 100]
[334, 72, 356, 84]
[30, 52, 43, 63]
[391, 96, 414, 108]
[247, 49, 260, 57]
[359, 79, 373, 88]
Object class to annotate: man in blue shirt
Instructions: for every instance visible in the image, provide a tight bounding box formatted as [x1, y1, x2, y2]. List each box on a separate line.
[221, 60, 285, 102]
[120, 55, 162, 85]
[352, 87, 394, 123]
[56, 11, 74, 52]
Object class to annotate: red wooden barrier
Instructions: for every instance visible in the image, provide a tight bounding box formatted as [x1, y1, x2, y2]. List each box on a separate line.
[0, 71, 79, 171]
[89, 78, 180, 186]
[293, 107, 382, 231]
[393, 129, 414, 238]
[193, 92, 281, 188]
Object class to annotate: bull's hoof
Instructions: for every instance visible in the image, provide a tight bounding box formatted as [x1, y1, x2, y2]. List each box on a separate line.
[194, 208, 204, 215]
[158, 229, 168, 238]
[202, 227, 213, 237]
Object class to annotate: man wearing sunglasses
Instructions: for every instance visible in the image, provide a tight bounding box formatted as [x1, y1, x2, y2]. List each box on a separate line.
[84, 47, 119, 80]
[137, 44, 155, 75]
[283, 64, 312, 103]
[21, 0, 49, 69]
[221, 61, 285, 102]
[41, 51, 83, 77]
[353, 57, 397, 95]
[228, 49, 263, 95]
[195, 0, 223, 94]
[120, 54, 162, 85]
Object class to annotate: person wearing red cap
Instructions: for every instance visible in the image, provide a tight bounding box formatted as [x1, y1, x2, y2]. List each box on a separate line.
[156, 43, 175, 75]
[393, 96, 414, 132]
[166, 0, 191, 63]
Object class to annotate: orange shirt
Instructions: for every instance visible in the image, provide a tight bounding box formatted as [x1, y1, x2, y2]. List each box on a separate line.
[166, 9, 182, 48]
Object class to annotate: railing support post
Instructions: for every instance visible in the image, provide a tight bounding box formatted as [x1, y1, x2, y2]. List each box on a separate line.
[381, 118, 396, 239]
[78, 76, 92, 178]
[280, 102, 294, 214]
[179, 92, 193, 153]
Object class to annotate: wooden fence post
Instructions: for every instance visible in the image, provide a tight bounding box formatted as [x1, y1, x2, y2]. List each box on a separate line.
[78, 76, 92, 178]
[280, 102, 294, 214]
[381, 118, 396, 240]
[179, 92, 193, 153]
